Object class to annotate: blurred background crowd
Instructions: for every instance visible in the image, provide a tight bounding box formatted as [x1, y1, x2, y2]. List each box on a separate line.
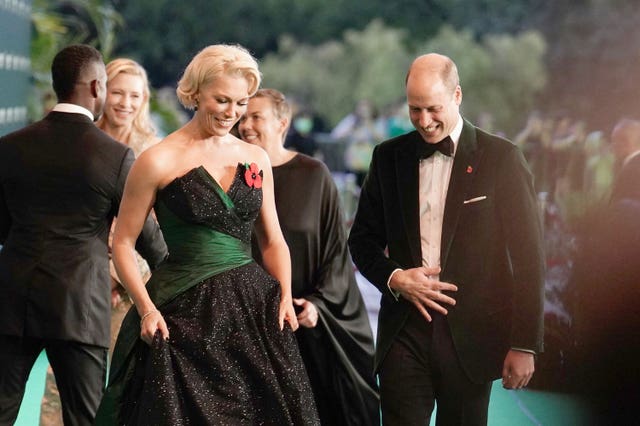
[2, 0, 640, 423]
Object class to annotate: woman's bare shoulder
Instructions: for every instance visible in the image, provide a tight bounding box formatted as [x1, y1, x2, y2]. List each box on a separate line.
[131, 136, 184, 182]
[232, 135, 270, 165]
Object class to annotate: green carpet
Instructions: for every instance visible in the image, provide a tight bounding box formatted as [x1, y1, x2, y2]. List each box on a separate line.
[483, 384, 591, 425]
[423, 383, 592, 425]
[14, 350, 47, 426]
[17, 351, 589, 425]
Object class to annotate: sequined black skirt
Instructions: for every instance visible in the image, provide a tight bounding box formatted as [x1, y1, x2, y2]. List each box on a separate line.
[120, 263, 319, 425]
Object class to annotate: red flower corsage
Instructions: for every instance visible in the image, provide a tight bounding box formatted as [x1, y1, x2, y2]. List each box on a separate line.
[244, 162, 263, 189]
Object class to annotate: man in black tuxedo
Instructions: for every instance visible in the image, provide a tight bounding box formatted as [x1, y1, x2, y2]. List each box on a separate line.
[0, 45, 167, 425]
[570, 117, 640, 423]
[348, 53, 544, 425]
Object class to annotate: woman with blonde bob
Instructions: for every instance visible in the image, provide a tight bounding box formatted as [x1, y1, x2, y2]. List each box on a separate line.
[95, 44, 319, 425]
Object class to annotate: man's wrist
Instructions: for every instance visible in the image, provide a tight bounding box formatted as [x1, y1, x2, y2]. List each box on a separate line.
[511, 347, 536, 355]
[387, 268, 403, 300]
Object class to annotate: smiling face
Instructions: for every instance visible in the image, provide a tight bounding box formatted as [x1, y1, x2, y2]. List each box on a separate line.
[195, 74, 250, 137]
[103, 72, 145, 129]
[407, 74, 461, 144]
[406, 54, 462, 144]
[238, 96, 287, 149]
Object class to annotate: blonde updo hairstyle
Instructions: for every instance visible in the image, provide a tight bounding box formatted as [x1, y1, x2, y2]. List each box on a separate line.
[176, 44, 261, 110]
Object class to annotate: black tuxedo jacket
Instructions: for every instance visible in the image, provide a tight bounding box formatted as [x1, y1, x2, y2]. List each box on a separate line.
[349, 120, 544, 383]
[0, 111, 167, 348]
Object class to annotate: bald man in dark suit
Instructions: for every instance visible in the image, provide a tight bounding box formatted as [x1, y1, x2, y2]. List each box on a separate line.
[349, 53, 544, 425]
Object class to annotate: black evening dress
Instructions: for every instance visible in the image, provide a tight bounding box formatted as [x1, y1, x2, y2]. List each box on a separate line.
[95, 163, 319, 425]
[253, 154, 380, 425]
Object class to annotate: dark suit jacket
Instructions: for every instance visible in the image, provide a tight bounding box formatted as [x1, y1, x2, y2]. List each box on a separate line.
[348, 119, 545, 383]
[0, 111, 167, 348]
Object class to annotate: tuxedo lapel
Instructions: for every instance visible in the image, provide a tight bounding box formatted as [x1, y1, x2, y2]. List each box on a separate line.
[396, 132, 423, 267]
[441, 121, 484, 271]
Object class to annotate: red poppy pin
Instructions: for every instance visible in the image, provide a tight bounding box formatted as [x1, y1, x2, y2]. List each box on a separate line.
[466, 165, 473, 174]
[244, 162, 263, 189]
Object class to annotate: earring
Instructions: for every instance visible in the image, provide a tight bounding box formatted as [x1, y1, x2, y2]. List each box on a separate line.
[194, 97, 199, 111]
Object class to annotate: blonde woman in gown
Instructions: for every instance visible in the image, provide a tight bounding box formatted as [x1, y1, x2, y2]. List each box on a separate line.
[95, 45, 319, 425]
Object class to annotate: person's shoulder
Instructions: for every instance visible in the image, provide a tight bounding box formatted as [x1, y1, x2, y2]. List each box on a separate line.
[376, 130, 418, 152]
[89, 128, 133, 159]
[94, 128, 126, 147]
[473, 123, 510, 143]
[292, 153, 328, 172]
[125, 140, 178, 187]
[0, 119, 47, 144]
[134, 137, 175, 169]
[292, 153, 334, 183]
[232, 135, 272, 169]
[472, 124, 518, 154]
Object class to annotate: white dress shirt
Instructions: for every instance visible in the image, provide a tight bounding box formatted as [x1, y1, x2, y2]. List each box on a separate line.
[418, 115, 463, 278]
[387, 115, 463, 292]
[52, 103, 94, 121]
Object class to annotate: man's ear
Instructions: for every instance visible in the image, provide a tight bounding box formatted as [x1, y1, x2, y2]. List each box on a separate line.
[89, 79, 99, 99]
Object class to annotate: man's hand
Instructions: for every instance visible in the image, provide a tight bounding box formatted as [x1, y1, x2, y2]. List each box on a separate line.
[293, 298, 319, 328]
[502, 350, 535, 389]
[389, 266, 457, 322]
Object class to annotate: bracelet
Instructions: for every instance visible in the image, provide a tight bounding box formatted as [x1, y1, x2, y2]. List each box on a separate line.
[139, 310, 159, 326]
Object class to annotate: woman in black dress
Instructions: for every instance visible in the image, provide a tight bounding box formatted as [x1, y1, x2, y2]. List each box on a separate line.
[95, 45, 319, 425]
[239, 89, 379, 425]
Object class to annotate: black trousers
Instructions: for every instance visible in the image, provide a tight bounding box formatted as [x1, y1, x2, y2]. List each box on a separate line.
[379, 310, 492, 426]
[0, 335, 108, 426]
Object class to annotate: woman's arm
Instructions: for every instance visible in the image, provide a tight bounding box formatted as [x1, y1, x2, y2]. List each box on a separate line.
[112, 150, 169, 343]
[252, 151, 297, 331]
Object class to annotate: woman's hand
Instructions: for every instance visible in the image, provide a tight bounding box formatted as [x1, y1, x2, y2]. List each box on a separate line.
[139, 310, 169, 345]
[111, 287, 122, 308]
[279, 298, 299, 331]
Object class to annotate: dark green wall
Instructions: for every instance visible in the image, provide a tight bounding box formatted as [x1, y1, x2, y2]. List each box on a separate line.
[0, 0, 31, 136]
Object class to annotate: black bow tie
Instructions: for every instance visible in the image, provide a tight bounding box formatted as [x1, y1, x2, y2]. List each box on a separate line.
[416, 136, 453, 160]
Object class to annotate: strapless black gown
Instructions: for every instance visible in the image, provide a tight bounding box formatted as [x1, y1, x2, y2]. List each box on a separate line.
[95, 164, 319, 425]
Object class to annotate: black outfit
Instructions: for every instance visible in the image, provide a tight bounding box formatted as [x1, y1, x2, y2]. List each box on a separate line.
[570, 153, 640, 424]
[0, 111, 167, 426]
[95, 165, 319, 425]
[349, 121, 545, 425]
[254, 154, 379, 425]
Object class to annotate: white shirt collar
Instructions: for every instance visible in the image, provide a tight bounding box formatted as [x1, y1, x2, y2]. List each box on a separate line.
[623, 149, 640, 167]
[449, 114, 463, 154]
[51, 103, 94, 121]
